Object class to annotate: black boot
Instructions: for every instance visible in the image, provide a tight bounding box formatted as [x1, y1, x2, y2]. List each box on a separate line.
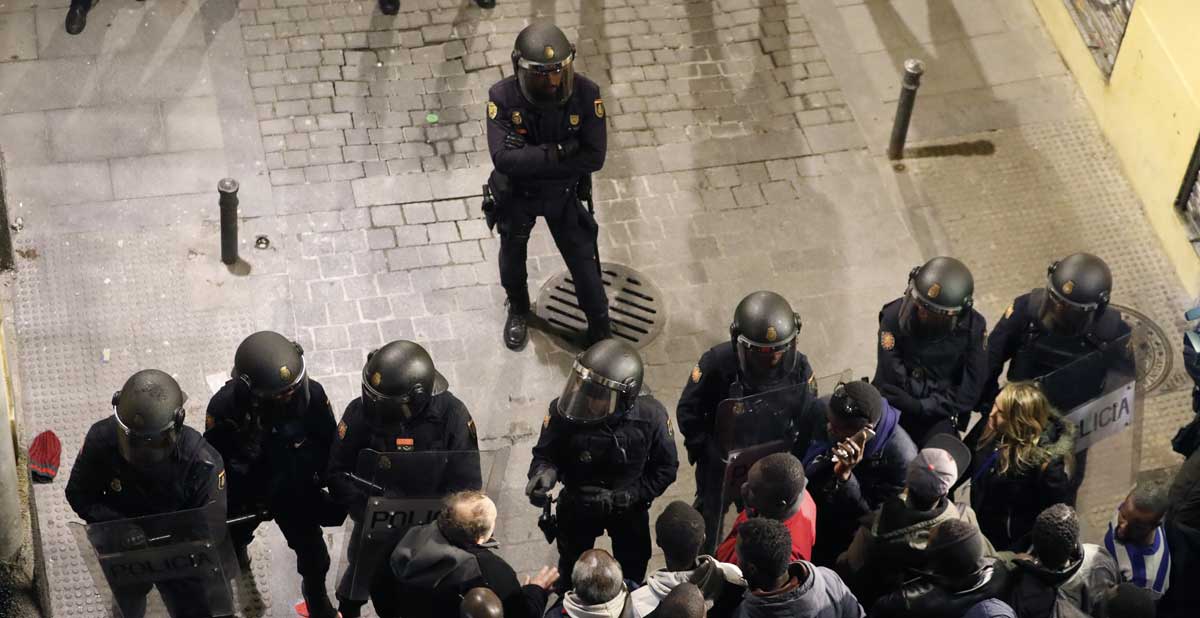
[336, 595, 366, 618]
[65, 5, 88, 35]
[586, 315, 613, 345]
[504, 302, 529, 351]
[378, 0, 398, 15]
[474, 0, 495, 7]
[302, 578, 337, 618]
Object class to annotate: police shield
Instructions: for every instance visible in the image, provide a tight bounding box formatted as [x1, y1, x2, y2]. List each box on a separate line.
[335, 448, 509, 602]
[714, 383, 813, 455]
[1032, 329, 1140, 452]
[69, 501, 237, 618]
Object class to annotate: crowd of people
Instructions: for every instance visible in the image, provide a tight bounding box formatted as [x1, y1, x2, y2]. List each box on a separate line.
[50, 16, 1200, 618]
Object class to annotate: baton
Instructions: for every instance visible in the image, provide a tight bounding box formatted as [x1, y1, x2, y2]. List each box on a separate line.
[340, 472, 385, 495]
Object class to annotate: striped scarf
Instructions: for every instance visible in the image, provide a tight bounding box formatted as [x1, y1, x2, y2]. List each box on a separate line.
[1104, 510, 1171, 599]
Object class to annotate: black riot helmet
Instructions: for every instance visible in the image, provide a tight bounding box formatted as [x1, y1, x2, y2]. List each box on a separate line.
[232, 331, 309, 415]
[361, 340, 448, 425]
[558, 339, 644, 424]
[1038, 252, 1113, 336]
[511, 21, 576, 109]
[729, 291, 802, 390]
[111, 369, 188, 466]
[898, 257, 975, 339]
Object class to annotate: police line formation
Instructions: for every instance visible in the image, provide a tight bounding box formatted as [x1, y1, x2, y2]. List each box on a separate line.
[61, 20, 1198, 618]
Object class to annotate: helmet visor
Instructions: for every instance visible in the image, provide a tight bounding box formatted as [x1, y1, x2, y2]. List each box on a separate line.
[735, 335, 796, 387]
[1038, 287, 1095, 336]
[517, 54, 575, 107]
[898, 291, 959, 338]
[556, 360, 632, 424]
[362, 382, 422, 424]
[114, 412, 180, 465]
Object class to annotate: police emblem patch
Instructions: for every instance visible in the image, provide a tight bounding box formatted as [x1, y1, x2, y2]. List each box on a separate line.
[1004, 304, 1014, 319]
[570, 114, 580, 126]
[691, 365, 702, 383]
[881, 331, 896, 350]
[218, 470, 226, 490]
[205, 414, 215, 430]
[666, 416, 674, 438]
[1063, 280, 1075, 295]
[380, 455, 393, 468]
[110, 478, 122, 492]
[543, 414, 551, 429]
[467, 418, 477, 440]
[337, 421, 347, 440]
[279, 365, 292, 381]
[733, 402, 745, 415]
[544, 45, 555, 59]
[511, 111, 523, 125]
[766, 326, 778, 342]
[594, 99, 605, 118]
[928, 283, 941, 299]
[371, 372, 382, 387]
[487, 101, 498, 120]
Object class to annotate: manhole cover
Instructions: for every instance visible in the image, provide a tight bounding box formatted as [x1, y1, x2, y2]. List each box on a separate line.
[1111, 303, 1172, 393]
[534, 263, 664, 349]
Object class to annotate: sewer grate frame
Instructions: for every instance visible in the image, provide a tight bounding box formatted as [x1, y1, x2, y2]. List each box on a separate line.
[534, 263, 665, 350]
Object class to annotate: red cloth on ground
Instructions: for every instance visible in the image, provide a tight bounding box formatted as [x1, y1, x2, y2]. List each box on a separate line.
[715, 489, 817, 565]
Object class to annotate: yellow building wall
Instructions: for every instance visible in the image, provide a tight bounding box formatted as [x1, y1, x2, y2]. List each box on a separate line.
[1033, 0, 1200, 295]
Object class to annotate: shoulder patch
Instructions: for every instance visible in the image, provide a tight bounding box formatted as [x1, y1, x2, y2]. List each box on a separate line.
[691, 364, 702, 383]
[337, 421, 347, 440]
[594, 98, 605, 118]
[1004, 304, 1014, 319]
[467, 418, 477, 440]
[110, 478, 122, 493]
[666, 415, 674, 439]
[807, 373, 818, 396]
[487, 101, 498, 120]
[217, 470, 226, 491]
[880, 331, 896, 351]
[542, 414, 551, 429]
[205, 414, 215, 430]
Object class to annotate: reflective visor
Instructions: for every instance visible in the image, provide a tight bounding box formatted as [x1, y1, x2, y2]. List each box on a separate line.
[1039, 287, 1094, 336]
[556, 359, 634, 424]
[898, 290, 959, 338]
[735, 334, 795, 387]
[362, 381, 419, 423]
[114, 410, 180, 465]
[517, 54, 575, 107]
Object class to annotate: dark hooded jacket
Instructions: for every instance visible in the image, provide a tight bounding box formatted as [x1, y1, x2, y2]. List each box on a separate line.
[390, 520, 547, 618]
[1159, 448, 1200, 618]
[837, 496, 993, 607]
[1005, 543, 1117, 618]
[872, 560, 1011, 618]
[797, 398, 918, 566]
[961, 413, 1076, 551]
[733, 562, 864, 618]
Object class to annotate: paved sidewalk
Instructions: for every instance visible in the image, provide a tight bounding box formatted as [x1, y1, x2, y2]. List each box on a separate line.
[0, 0, 1193, 616]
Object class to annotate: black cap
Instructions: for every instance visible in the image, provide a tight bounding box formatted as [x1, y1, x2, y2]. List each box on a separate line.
[829, 380, 882, 425]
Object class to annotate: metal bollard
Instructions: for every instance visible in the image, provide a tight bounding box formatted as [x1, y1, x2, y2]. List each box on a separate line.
[887, 59, 925, 160]
[218, 178, 240, 265]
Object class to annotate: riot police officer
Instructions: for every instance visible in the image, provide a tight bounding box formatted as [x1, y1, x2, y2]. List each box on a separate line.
[676, 291, 817, 555]
[328, 340, 480, 618]
[985, 252, 1132, 497]
[203, 332, 341, 618]
[873, 257, 987, 445]
[525, 339, 678, 585]
[65, 369, 228, 618]
[486, 21, 611, 350]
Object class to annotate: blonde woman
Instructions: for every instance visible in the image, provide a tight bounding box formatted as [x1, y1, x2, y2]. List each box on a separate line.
[962, 382, 1076, 550]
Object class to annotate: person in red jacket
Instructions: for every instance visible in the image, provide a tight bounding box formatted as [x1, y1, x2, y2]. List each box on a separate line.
[717, 453, 817, 565]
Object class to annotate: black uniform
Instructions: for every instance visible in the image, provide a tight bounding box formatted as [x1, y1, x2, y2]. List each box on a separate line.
[529, 395, 678, 584]
[486, 74, 608, 318]
[329, 393, 479, 617]
[203, 379, 339, 581]
[676, 342, 816, 555]
[873, 298, 988, 444]
[66, 417, 227, 618]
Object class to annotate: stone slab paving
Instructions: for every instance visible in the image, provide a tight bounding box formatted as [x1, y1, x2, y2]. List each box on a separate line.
[0, 0, 1195, 615]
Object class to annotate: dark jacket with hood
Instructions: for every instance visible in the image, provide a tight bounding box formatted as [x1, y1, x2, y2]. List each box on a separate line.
[733, 561, 864, 618]
[837, 496, 993, 607]
[390, 520, 548, 618]
[1005, 543, 1117, 618]
[961, 413, 1076, 551]
[1159, 448, 1200, 618]
[797, 398, 918, 566]
[872, 560, 1011, 618]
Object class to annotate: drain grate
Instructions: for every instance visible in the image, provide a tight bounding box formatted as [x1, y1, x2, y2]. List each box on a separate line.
[534, 263, 665, 349]
[1111, 303, 1173, 394]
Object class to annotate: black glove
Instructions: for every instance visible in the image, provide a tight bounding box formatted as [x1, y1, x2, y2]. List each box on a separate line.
[881, 384, 922, 416]
[577, 486, 634, 515]
[504, 132, 526, 149]
[554, 138, 581, 161]
[525, 467, 558, 507]
[685, 440, 704, 466]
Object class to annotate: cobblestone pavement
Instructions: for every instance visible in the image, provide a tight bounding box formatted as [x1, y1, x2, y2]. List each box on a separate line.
[0, 0, 1193, 615]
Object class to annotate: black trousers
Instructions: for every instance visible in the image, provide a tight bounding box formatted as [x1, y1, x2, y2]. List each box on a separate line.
[692, 445, 731, 557]
[556, 495, 651, 586]
[498, 192, 607, 319]
[230, 505, 331, 580]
